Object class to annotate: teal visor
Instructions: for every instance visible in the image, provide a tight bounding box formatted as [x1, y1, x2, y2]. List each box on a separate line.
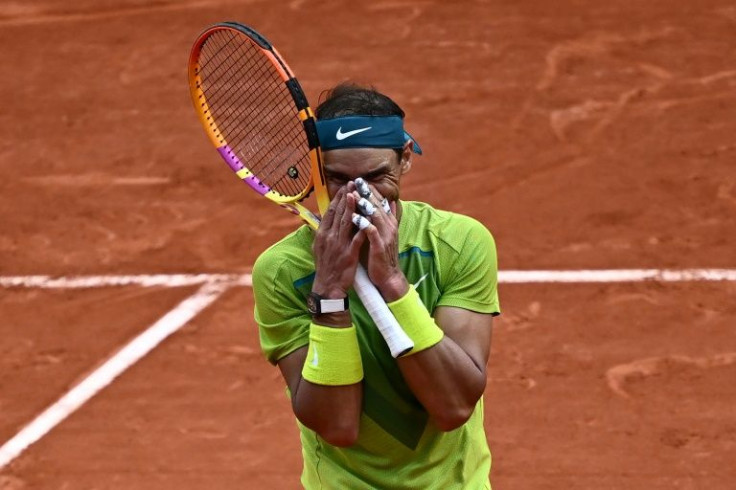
[315, 115, 422, 155]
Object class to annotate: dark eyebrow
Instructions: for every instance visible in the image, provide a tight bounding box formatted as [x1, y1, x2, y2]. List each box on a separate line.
[324, 169, 351, 181]
[324, 163, 391, 182]
[362, 164, 391, 180]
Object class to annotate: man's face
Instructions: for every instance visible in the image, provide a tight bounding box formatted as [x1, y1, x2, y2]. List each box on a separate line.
[322, 146, 412, 202]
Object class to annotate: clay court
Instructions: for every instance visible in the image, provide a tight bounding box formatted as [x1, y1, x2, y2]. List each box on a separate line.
[1, 0, 735, 488]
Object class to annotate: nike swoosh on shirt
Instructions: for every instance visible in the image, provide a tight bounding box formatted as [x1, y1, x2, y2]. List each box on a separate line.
[413, 273, 429, 289]
[336, 126, 372, 140]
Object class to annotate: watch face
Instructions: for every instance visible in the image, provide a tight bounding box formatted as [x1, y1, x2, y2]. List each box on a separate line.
[306, 294, 319, 314]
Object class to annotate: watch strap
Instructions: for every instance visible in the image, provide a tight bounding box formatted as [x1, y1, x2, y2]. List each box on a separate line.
[308, 292, 349, 315]
[319, 297, 349, 314]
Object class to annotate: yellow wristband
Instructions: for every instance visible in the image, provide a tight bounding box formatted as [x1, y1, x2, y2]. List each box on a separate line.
[301, 323, 363, 386]
[387, 285, 444, 356]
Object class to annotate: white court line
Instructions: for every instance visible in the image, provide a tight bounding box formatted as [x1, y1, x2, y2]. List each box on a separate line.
[0, 273, 250, 289]
[0, 279, 234, 469]
[1, 267, 735, 469]
[2, 269, 736, 289]
[497, 268, 736, 283]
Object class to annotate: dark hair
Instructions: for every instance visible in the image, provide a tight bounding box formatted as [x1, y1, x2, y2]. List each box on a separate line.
[315, 82, 405, 120]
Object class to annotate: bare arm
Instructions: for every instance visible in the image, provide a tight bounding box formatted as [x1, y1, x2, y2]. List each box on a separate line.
[274, 186, 366, 447]
[357, 185, 495, 431]
[277, 343, 362, 447]
[279, 304, 493, 438]
[396, 307, 493, 431]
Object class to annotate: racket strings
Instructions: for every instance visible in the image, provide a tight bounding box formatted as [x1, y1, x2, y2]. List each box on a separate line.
[199, 33, 307, 193]
[201, 37, 288, 147]
[211, 48, 308, 197]
[197, 30, 311, 198]
[201, 35, 279, 122]
[202, 45, 285, 153]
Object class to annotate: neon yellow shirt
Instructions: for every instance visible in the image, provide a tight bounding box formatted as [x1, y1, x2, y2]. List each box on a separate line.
[253, 201, 500, 489]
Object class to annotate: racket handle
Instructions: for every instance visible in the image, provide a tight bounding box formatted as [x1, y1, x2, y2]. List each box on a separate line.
[353, 266, 414, 358]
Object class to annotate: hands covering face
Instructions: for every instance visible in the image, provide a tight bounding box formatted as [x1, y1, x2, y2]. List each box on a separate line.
[312, 179, 403, 300]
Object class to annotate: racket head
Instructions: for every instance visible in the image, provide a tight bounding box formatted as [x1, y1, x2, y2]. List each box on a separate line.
[188, 22, 329, 214]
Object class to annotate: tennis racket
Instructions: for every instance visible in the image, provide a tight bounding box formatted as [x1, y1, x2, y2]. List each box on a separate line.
[188, 22, 413, 358]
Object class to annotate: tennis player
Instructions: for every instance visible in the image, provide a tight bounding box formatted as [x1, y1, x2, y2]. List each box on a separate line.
[252, 83, 500, 489]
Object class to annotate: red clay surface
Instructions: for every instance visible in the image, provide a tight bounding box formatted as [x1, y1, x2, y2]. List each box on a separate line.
[1, 1, 735, 488]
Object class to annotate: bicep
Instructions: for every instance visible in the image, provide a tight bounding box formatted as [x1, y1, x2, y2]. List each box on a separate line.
[433, 306, 494, 372]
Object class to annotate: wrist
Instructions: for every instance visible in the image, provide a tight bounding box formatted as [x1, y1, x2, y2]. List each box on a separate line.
[377, 274, 409, 303]
[312, 277, 349, 299]
[312, 311, 352, 328]
[302, 323, 363, 386]
[307, 289, 351, 327]
[387, 285, 444, 356]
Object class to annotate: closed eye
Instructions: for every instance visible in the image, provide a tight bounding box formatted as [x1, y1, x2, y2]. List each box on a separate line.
[325, 171, 351, 184]
[362, 168, 390, 182]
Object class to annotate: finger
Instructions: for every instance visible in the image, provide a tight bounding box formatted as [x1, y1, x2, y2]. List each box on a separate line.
[365, 185, 386, 213]
[354, 214, 383, 250]
[381, 198, 391, 215]
[354, 178, 372, 200]
[357, 197, 377, 217]
[320, 186, 345, 230]
[335, 188, 350, 224]
[352, 182, 396, 229]
[349, 189, 361, 204]
[348, 227, 367, 256]
[338, 192, 357, 242]
[352, 180, 381, 211]
[323, 188, 347, 240]
[362, 186, 392, 227]
[352, 213, 371, 231]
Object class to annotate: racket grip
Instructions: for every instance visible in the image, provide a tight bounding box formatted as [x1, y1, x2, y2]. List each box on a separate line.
[353, 266, 414, 358]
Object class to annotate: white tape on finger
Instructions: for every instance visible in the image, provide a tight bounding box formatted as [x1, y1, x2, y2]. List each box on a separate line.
[352, 214, 371, 230]
[358, 198, 376, 216]
[355, 178, 372, 199]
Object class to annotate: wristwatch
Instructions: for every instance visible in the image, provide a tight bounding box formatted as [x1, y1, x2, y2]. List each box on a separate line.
[307, 292, 349, 315]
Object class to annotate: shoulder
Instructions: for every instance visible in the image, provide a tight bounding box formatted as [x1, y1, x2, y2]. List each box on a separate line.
[405, 204, 500, 313]
[252, 226, 314, 288]
[401, 201, 495, 254]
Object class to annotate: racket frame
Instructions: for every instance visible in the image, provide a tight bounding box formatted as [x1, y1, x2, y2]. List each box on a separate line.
[188, 22, 413, 357]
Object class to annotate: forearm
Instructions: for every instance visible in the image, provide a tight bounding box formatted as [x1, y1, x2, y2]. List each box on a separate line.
[291, 375, 363, 446]
[290, 311, 364, 446]
[380, 283, 490, 431]
[397, 337, 486, 431]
